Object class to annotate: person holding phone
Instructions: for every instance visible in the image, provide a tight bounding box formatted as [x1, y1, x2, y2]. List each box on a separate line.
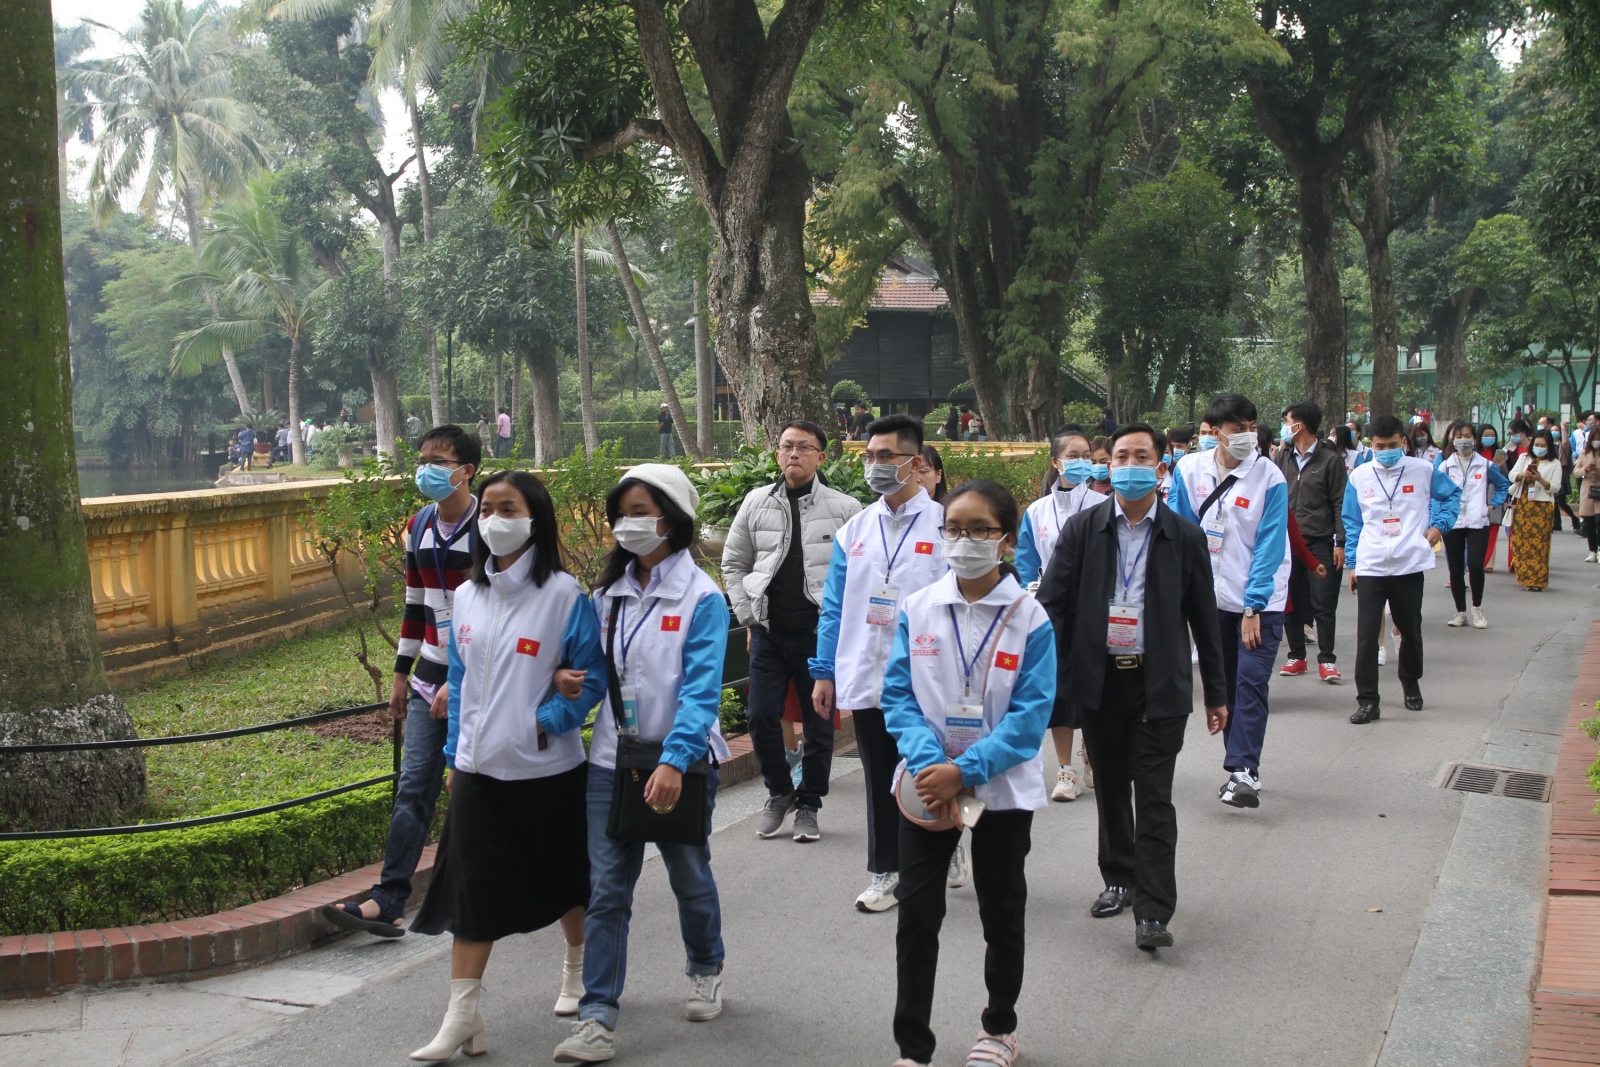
[407, 471, 605, 1061]
[1507, 427, 1562, 592]
[554, 464, 731, 1064]
[879, 480, 1055, 1067]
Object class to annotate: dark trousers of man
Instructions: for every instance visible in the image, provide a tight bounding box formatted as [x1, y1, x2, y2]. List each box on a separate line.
[894, 809, 1032, 1063]
[852, 707, 901, 873]
[1443, 526, 1490, 610]
[1285, 538, 1340, 664]
[1080, 660, 1187, 923]
[1355, 572, 1425, 707]
[1557, 467, 1577, 528]
[748, 623, 834, 810]
[1218, 610, 1283, 773]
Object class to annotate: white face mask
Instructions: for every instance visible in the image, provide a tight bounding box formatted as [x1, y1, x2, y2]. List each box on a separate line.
[943, 537, 1001, 580]
[480, 514, 532, 556]
[1224, 431, 1258, 460]
[612, 515, 667, 556]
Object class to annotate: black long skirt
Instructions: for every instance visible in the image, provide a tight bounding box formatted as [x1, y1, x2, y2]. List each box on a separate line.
[411, 761, 590, 942]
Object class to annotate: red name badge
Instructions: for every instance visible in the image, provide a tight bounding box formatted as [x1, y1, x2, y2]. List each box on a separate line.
[1402, 484, 1415, 493]
[994, 651, 1019, 671]
[914, 541, 934, 554]
[1234, 496, 1250, 508]
[515, 638, 540, 656]
[661, 616, 682, 631]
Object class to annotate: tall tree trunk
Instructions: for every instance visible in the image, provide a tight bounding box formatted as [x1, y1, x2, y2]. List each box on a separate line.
[287, 333, 305, 465]
[694, 274, 714, 454]
[575, 233, 600, 454]
[408, 98, 446, 428]
[181, 182, 252, 416]
[1431, 288, 1477, 423]
[607, 219, 704, 459]
[262, 363, 273, 414]
[1350, 117, 1401, 419]
[372, 216, 405, 455]
[1295, 166, 1347, 421]
[0, 2, 144, 831]
[519, 341, 562, 466]
[511, 355, 522, 427]
[494, 351, 504, 416]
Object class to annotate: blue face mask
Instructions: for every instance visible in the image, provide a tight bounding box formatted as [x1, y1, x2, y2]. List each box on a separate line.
[415, 463, 460, 501]
[1533, 445, 1549, 457]
[1109, 464, 1160, 500]
[1508, 433, 1523, 446]
[1090, 463, 1110, 482]
[1198, 434, 1218, 452]
[1058, 458, 1093, 486]
[1482, 435, 1496, 447]
[1375, 448, 1404, 468]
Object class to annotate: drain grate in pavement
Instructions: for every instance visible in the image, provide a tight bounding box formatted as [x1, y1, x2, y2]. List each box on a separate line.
[1439, 762, 1554, 802]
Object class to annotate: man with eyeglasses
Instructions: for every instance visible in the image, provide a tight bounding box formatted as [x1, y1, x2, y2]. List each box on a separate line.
[723, 421, 862, 844]
[811, 413, 949, 912]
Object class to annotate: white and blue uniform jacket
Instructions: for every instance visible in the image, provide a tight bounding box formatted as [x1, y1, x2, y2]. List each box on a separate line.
[1434, 451, 1509, 529]
[1170, 450, 1291, 614]
[1014, 481, 1107, 584]
[1343, 457, 1462, 577]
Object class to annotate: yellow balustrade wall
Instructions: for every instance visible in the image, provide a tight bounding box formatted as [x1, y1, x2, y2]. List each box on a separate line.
[81, 481, 363, 682]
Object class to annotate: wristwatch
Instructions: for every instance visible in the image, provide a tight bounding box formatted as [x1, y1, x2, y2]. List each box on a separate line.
[1242, 607, 1257, 618]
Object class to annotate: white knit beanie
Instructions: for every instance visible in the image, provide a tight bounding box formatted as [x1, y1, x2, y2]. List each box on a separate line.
[621, 463, 700, 521]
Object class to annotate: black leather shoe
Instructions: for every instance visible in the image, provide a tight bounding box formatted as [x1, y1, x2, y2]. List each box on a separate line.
[1090, 885, 1129, 918]
[1350, 704, 1380, 724]
[1404, 692, 1424, 711]
[1135, 919, 1174, 951]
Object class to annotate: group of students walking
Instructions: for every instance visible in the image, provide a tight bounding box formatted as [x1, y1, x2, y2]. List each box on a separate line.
[319, 388, 1559, 1067]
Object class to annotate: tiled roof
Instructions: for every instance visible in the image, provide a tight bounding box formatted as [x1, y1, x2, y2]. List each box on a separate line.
[811, 257, 949, 311]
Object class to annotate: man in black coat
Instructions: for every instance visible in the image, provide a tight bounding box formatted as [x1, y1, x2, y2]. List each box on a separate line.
[1038, 423, 1230, 951]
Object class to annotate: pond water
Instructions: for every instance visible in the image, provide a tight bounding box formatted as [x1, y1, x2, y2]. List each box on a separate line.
[77, 463, 223, 499]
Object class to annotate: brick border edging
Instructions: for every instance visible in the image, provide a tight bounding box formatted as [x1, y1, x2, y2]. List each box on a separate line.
[1527, 619, 1600, 1067]
[0, 714, 855, 999]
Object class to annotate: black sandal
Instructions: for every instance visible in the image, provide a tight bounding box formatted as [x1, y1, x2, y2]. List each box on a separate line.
[320, 900, 406, 938]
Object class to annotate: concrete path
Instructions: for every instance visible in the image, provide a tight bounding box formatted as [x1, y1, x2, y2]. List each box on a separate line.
[4, 530, 1596, 1067]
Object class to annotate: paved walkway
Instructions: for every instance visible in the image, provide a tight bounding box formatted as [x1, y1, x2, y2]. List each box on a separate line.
[4, 531, 1597, 1067]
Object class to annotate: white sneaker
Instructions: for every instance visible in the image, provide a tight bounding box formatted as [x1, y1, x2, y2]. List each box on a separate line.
[947, 842, 970, 888]
[1471, 606, 1488, 629]
[685, 969, 723, 1021]
[1377, 644, 1388, 666]
[1587, 552, 1596, 563]
[1051, 765, 1082, 801]
[1080, 749, 1095, 790]
[553, 1018, 615, 1063]
[1447, 611, 1468, 627]
[855, 871, 900, 913]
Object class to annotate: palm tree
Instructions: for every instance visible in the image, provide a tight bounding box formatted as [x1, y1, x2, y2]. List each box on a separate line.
[55, 20, 97, 164]
[76, 0, 263, 415]
[171, 180, 331, 465]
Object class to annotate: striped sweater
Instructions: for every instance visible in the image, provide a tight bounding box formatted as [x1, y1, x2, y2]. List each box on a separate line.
[394, 501, 477, 696]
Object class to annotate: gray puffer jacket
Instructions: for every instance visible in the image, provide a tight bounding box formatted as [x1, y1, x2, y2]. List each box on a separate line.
[721, 479, 862, 626]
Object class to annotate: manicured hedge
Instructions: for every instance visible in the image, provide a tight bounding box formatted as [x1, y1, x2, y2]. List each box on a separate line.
[560, 421, 745, 458]
[0, 784, 405, 936]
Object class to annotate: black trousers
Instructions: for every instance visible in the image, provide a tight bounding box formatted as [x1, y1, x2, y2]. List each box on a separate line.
[1080, 662, 1187, 923]
[1443, 527, 1489, 611]
[1285, 537, 1341, 663]
[894, 809, 1032, 1063]
[853, 707, 901, 873]
[748, 623, 834, 809]
[1585, 515, 1600, 552]
[1354, 572, 1425, 706]
[1556, 468, 1578, 525]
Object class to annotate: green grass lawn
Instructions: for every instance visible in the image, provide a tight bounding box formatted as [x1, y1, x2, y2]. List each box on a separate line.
[117, 622, 396, 822]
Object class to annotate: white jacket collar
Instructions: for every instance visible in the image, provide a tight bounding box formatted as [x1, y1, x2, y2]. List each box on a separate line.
[604, 547, 695, 604]
[925, 570, 1024, 609]
[483, 545, 535, 588]
[869, 486, 937, 521]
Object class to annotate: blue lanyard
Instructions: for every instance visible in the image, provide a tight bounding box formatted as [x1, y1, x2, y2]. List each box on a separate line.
[615, 595, 660, 677]
[877, 508, 922, 582]
[1374, 465, 1405, 509]
[429, 504, 470, 596]
[947, 604, 1005, 697]
[1119, 523, 1153, 603]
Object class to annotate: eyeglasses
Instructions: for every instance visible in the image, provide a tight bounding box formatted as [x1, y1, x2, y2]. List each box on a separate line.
[938, 525, 1005, 541]
[861, 451, 914, 464]
[776, 444, 822, 456]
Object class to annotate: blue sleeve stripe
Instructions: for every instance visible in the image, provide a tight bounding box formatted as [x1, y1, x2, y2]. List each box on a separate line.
[537, 593, 607, 737]
[1245, 482, 1289, 610]
[444, 626, 464, 769]
[1015, 509, 1040, 583]
[808, 536, 850, 680]
[1169, 463, 1196, 523]
[661, 593, 730, 772]
[881, 612, 945, 778]
[1342, 479, 1363, 571]
[1430, 465, 1462, 532]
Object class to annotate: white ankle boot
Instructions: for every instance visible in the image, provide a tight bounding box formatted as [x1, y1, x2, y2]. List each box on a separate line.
[410, 978, 487, 1060]
[555, 942, 584, 1016]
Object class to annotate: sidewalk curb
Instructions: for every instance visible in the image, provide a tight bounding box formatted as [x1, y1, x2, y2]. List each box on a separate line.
[0, 716, 853, 1000]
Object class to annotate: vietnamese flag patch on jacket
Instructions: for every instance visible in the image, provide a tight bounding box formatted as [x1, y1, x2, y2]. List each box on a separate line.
[915, 541, 934, 554]
[515, 638, 540, 656]
[661, 616, 682, 631]
[994, 650, 1019, 670]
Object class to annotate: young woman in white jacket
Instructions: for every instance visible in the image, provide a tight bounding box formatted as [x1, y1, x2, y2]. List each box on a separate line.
[880, 479, 1056, 1067]
[554, 464, 731, 1065]
[407, 471, 607, 1060]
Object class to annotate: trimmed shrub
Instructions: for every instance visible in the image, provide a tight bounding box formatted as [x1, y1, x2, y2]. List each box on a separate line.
[563, 421, 745, 458]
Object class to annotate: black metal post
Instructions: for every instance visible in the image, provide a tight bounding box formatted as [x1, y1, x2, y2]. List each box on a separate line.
[392, 715, 402, 808]
[446, 328, 454, 425]
[1342, 296, 1352, 422]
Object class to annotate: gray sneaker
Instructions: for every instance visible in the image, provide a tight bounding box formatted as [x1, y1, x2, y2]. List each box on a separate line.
[792, 806, 820, 842]
[685, 969, 723, 1021]
[553, 1018, 615, 1062]
[756, 793, 796, 838]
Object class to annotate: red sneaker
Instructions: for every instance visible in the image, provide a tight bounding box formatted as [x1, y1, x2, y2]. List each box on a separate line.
[1319, 663, 1342, 684]
[1279, 659, 1309, 677]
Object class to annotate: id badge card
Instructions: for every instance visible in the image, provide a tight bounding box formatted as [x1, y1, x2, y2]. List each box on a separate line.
[943, 701, 985, 757]
[1203, 513, 1226, 554]
[433, 600, 452, 634]
[619, 683, 640, 736]
[1107, 600, 1141, 649]
[865, 583, 900, 626]
[1381, 510, 1402, 538]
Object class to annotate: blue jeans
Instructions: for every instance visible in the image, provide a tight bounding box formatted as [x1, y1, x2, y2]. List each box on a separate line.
[368, 693, 448, 915]
[580, 764, 723, 1031]
[1218, 610, 1284, 773]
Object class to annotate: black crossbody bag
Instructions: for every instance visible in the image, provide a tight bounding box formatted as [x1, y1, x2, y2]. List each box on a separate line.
[603, 597, 715, 847]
